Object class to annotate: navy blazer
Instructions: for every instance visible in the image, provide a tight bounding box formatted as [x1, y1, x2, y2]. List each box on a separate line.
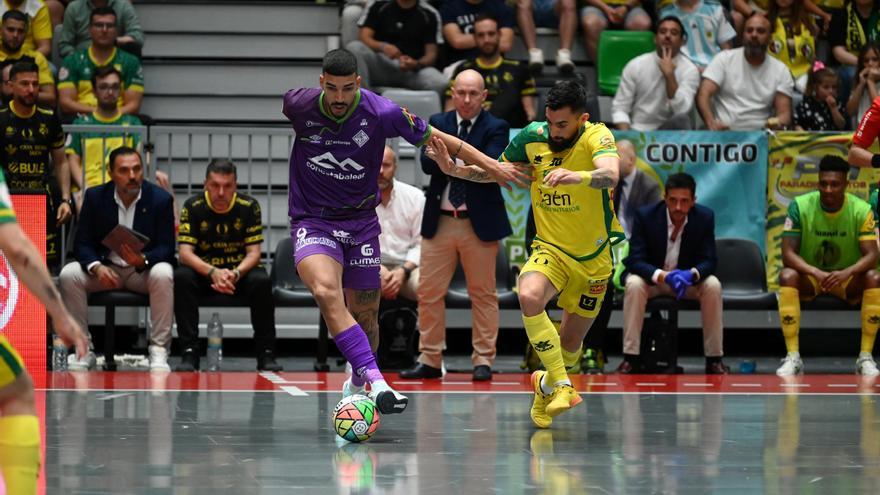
[74, 180, 176, 272]
[420, 110, 512, 242]
[623, 201, 717, 284]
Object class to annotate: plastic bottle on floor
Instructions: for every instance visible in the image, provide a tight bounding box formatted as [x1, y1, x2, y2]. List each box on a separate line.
[206, 313, 223, 372]
[52, 336, 67, 371]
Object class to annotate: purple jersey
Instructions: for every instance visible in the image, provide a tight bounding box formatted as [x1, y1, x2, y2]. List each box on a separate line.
[282, 88, 431, 223]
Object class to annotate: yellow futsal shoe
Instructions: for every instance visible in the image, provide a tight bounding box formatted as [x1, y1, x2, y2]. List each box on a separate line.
[530, 370, 553, 429]
[546, 383, 583, 417]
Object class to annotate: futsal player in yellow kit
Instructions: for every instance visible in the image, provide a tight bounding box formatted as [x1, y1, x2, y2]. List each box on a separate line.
[426, 79, 621, 428]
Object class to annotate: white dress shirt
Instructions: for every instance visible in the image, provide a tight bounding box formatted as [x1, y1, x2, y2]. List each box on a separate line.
[87, 187, 142, 273]
[377, 179, 425, 266]
[441, 111, 481, 212]
[651, 208, 688, 284]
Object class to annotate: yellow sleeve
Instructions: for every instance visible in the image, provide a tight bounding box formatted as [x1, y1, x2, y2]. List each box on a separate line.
[32, 6, 52, 41]
[859, 209, 877, 241]
[586, 123, 619, 160]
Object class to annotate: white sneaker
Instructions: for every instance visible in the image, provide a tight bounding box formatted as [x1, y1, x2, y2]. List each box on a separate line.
[529, 48, 545, 74]
[369, 386, 409, 415]
[856, 352, 880, 376]
[149, 345, 171, 372]
[67, 351, 97, 371]
[776, 353, 804, 376]
[556, 49, 574, 74]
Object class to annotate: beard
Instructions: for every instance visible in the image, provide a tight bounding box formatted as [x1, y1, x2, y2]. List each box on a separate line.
[743, 42, 766, 59]
[548, 134, 577, 152]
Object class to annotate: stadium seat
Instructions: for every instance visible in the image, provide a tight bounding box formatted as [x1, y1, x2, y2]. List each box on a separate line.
[380, 89, 441, 123]
[714, 238, 777, 310]
[597, 31, 656, 96]
[446, 248, 519, 309]
[89, 291, 149, 371]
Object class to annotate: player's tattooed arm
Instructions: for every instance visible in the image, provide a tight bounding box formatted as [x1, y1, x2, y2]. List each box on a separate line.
[587, 167, 616, 189]
[452, 163, 494, 183]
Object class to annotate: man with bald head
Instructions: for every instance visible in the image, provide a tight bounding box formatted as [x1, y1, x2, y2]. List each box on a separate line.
[400, 69, 512, 382]
[614, 140, 661, 238]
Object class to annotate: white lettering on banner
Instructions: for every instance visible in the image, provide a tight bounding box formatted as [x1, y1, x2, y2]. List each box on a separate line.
[645, 143, 759, 164]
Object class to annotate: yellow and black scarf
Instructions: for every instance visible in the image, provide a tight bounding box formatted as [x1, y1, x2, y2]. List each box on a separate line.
[846, 2, 880, 55]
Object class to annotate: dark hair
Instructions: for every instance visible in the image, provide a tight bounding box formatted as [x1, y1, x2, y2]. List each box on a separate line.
[322, 48, 358, 76]
[856, 42, 880, 80]
[206, 159, 237, 179]
[9, 60, 38, 81]
[767, 0, 816, 36]
[804, 67, 838, 99]
[90, 64, 122, 89]
[818, 154, 850, 174]
[656, 15, 687, 40]
[108, 146, 140, 171]
[2, 10, 28, 26]
[90, 6, 117, 25]
[545, 80, 586, 113]
[473, 13, 499, 29]
[665, 172, 696, 196]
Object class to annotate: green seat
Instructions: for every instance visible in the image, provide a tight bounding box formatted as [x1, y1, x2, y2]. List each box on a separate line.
[597, 31, 656, 96]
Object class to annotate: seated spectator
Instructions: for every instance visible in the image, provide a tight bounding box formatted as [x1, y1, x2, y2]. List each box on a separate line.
[58, 5, 143, 116]
[66, 65, 141, 196]
[659, 0, 736, 72]
[0, 63, 10, 103]
[58, 0, 144, 58]
[446, 14, 537, 128]
[618, 172, 729, 374]
[776, 155, 880, 377]
[612, 16, 700, 130]
[515, 0, 577, 74]
[441, 0, 515, 66]
[340, 0, 368, 48]
[174, 160, 282, 372]
[376, 146, 424, 302]
[829, 0, 878, 105]
[697, 13, 793, 130]
[58, 147, 175, 371]
[0, 0, 51, 59]
[795, 65, 847, 130]
[732, 0, 830, 37]
[0, 10, 54, 106]
[845, 42, 880, 126]
[45, 0, 62, 26]
[767, 0, 817, 93]
[580, 0, 652, 63]
[346, 0, 448, 96]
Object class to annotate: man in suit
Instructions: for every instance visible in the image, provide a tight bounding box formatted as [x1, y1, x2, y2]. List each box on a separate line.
[400, 69, 512, 381]
[618, 172, 729, 374]
[59, 146, 176, 371]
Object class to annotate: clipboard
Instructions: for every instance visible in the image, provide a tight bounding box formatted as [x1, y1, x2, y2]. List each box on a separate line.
[101, 225, 150, 257]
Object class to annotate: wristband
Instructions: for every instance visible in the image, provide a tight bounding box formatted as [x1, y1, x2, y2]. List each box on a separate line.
[378, 42, 387, 53]
[872, 154, 880, 168]
[402, 266, 414, 280]
[577, 171, 593, 183]
[208, 267, 216, 278]
[233, 268, 241, 281]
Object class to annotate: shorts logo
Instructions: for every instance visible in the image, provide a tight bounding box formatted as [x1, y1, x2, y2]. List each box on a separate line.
[333, 230, 356, 245]
[361, 243, 374, 256]
[589, 284, 604, 295]
[296, 228, 307, 239]
[353, 130, 369, 148]
[0, 252, 20, 330]
[579, 294, 597, 311]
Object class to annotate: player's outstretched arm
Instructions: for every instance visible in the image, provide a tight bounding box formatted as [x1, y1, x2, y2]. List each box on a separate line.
[542, 155, 619, 189]
[0, 223, 88, 356]
[425, 136, 531, 184]
[849, 143, 873, 168]
[429, 127, 530, 189]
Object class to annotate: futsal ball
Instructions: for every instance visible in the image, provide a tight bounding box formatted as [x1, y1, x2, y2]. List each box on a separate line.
[333, 394, 380, 442]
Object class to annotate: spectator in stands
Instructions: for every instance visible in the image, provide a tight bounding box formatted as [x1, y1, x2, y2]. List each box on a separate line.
[659, 0, 735, 71]
[0, 0, 51, 59]
[174, 159, 282, 372]
[447, 14, 537, 128]
[346, 0, 448, 97]
[515, 0, 577, 74]
[829, 0, 879, 105]
[580, 0, 652, 64]
[612, 15, 700, 131]
[845, 42, 880, 126]
[66, 65, 141, 203]
[767, 0, 817, 93]
[376, 146, 424, 302]
[0, 10, 54, 106]
[697, 13, 793, 130]
[340, 0, 368, 48]
[59, 146, 175, 371]
[58, 0, 144, 58]
[441, 0, 516, 65]
[732, 0, 830, 36]
[400, 69, 511, 382]
[0, 63, 10, 103]
[795, 65, 847, 130]
[58, 5, 143, 116]
[776, 155, 880, 377]
[618, 172, 729, 374]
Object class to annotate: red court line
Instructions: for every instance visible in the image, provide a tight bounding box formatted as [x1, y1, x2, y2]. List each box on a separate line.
[41, 371, 880, 395]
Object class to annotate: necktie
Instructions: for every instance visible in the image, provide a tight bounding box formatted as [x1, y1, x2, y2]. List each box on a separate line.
[448, 120, 471, 208]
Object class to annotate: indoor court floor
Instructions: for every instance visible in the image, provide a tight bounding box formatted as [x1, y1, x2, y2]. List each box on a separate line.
[38, 371, 880, 494]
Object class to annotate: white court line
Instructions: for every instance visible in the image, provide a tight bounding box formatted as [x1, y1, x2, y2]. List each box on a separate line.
[37, 388, 880, 396]
[489, 382, 520, 386]
[828, 384, 857, 388]
[392, 380, 423, 385]
[38, 388, 284, 393]
[280, 385, 308, 397]
[731, 383, 762, 387]
[274, 380, 325, 385]
[636, 382, 667, 386]
[781, 383, 810, 387]
[97, 392, 134, 401]
[683, 383, 714, 387]
[583, 383, 619, 386]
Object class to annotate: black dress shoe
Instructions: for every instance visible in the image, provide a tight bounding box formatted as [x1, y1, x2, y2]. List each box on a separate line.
[399, 362, 442, 379]
[257, 350, 283, 372]
[175, 349, 199, 372]
[705, 361, 730, 375]
[473, 365, 492, 381]
[615, 360, 638, 374]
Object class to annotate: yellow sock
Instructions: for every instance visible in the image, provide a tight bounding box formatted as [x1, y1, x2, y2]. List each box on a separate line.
[860, 288, 880, 354]
[0, 415, 40, 495]
[778, 287, 801, 353]
[523, 312, 568, 386]
[561, 346, 581, 370]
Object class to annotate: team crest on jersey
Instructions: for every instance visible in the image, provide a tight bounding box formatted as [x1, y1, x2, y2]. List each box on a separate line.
[353, 130, 369, 147]
[4, 126, 13, 137]
[233, 217, 243, 231]
[784, 217, 793, 230]
[200, 221, 209, 233]
[38, 124, 48, 136]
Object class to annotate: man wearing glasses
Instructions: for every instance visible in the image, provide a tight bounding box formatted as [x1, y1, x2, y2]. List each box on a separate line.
[58, 5, 143, 116]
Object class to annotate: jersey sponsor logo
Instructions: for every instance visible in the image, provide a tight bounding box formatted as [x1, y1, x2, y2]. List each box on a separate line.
[361, 243, 374, 256]
[349, 255, 380, 267]
[332, 230, 356, 245]
[295, 235, 337, 251]
[353, 130, 369, 148]
[306, 152, 367, 180]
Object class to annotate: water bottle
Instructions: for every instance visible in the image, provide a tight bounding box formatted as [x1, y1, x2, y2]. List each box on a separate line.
[739, 359, 757, 374]
[51, 336, 67, 371]
[206, 313, 223, 372]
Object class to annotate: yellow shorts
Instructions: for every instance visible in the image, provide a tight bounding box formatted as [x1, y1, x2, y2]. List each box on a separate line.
[0, 335, 25, 389]
[521, 240, 610, 318]
[803, 274, 860, 305]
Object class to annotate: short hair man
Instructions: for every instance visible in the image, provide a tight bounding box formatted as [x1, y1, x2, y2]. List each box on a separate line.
[0, 10, 54, 106]
[0, 0, 52, 58]
[776, 155, 880, 376]
[59, 147, 176, 371]
[58, 6, 144, 116]
[58, 0, 144, 58]
[697, 13, 793, 131]
[174, 160, 282, 372]
[447, 14, 537, 128]
[612, 16, 700, 131]
[619, 172, 729, 374]
[440, 0, 516, 64]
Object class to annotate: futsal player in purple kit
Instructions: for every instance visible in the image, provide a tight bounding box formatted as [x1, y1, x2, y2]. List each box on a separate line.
[283, 49, 527, 415]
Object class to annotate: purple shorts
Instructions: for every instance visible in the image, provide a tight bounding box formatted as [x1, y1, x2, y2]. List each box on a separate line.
[291, 219, 381, 290]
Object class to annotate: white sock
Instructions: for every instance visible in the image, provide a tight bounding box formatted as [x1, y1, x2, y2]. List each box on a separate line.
[539, 374, 570, 395]
[370, 379, 390, 393]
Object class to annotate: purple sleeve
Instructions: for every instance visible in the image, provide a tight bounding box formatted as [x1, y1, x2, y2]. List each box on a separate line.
[282, 88, 306, 123]
[380, 98, 432, 147]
